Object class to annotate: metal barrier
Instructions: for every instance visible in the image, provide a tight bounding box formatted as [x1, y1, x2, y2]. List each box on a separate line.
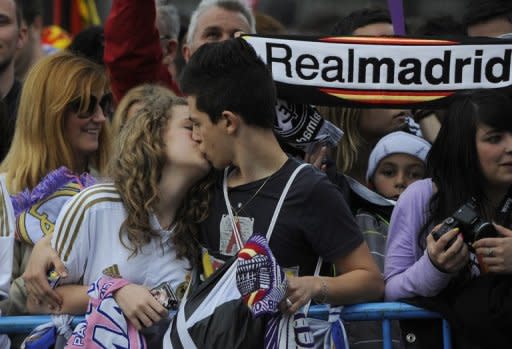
[0, 302, 451, 349]
[309, 302, 452, 349]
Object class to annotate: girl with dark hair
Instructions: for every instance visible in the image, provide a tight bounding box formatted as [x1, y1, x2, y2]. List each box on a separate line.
[385, 89, 512, 347]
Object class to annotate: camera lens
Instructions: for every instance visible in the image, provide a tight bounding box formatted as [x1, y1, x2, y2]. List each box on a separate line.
[444, 217, 455, 224]
[473, 221, 498, 240]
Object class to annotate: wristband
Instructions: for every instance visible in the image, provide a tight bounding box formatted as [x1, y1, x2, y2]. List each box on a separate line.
[314, 277, 328, 303]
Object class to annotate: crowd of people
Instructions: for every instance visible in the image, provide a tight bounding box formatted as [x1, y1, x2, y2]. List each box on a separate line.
[0, 0, 512, 348]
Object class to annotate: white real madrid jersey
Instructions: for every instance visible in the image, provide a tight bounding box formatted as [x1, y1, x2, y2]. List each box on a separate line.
[52, 183, 189, 290]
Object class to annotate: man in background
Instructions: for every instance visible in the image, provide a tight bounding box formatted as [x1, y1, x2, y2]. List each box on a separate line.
[0, 0, 26, 161]
[14, 0, 43, 81]
[104, 0, 254, 101]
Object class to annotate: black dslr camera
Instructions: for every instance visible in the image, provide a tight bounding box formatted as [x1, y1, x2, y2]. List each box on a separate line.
[431, 200, 498, 249]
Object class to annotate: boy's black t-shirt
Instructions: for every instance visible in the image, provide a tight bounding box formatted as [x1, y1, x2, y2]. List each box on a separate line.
[199, 158, 363, 276]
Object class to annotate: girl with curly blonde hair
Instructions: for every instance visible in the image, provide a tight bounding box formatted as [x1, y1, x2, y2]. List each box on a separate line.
[26, 86, 213, 332]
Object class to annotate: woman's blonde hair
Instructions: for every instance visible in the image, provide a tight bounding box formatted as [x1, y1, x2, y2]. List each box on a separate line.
[317, 106, 364, 173]
[109, 87, 212, 265]
[111, 84, 170, 136]
[0, 51, 110, 193]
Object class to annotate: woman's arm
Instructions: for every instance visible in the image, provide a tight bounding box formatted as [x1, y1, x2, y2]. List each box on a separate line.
[384, 181, 455, 300]
[27, 282, 168, 331]
[26, 284, 89, 314]
[25, 189, 95, 309]
[22, 234, 68, 308]
[284, 241, 384, 313]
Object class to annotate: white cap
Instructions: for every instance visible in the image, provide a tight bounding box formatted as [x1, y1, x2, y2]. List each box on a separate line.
[366, 131, 431, 182]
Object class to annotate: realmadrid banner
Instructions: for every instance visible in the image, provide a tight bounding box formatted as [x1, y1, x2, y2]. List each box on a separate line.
[243, 34, 512, 108]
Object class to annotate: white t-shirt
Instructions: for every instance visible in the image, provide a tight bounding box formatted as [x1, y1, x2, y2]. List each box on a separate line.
[52, 183, 190, 292]
[0, 175, 15, 299]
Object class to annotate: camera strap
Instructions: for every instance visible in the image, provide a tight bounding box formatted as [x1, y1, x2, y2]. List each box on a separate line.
[495, 186, 512, 227]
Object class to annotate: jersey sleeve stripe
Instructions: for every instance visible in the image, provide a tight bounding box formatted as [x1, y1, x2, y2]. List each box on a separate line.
[60, 196, 123, 262]
[54, 184, 120, 257]
[0, 187, 8, 237]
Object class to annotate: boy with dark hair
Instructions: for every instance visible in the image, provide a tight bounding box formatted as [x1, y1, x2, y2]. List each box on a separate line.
[180, 38, 275, 131]
[181, 38, 383, 315]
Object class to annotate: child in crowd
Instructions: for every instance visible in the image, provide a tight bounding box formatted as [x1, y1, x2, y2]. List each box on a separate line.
[367, 131, 431, 202]
[351, 131, 431, 271]
[344, 131, 431, 349]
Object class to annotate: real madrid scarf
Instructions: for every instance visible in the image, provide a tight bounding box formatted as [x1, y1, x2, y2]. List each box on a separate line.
[11, 167, 96, 245]
[244, 34, 512, 108]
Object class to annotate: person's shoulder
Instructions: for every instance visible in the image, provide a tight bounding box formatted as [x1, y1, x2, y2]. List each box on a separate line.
[274, 159, 327, 197]
[67, 183, 122, 209]
[284, 158, 327, 184]
[284, 159, 348, 206]
[0, 173, 7, 191]
[0, 173, 13, 210]
[56, 184, 124, 237]
[0, 173, 14, 237]
[396, 178, 433, 207]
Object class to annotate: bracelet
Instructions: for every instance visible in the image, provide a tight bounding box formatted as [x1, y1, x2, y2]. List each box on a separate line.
[314, 277, 328, 303]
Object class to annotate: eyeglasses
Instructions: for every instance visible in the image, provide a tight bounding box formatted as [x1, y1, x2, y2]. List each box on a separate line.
[69, 93, 113, 119]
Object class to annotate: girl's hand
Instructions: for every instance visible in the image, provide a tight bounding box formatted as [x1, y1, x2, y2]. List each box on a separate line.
[280, 275, 322, 314]
[22, 234, 67, 308]
[114, 283, 168, 330]
[427, 225, 469, 273]
[473, 223, 512, 274]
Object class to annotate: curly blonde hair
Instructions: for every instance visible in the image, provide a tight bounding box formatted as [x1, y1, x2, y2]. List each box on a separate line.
[111, 84, 169, 136]
[108, 87, 212, 265]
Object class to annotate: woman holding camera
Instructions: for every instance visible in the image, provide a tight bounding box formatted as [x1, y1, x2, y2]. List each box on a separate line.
[384, 89, 512, 347]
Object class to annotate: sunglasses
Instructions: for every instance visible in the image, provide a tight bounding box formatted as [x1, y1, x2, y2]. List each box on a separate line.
[69, 93, 113, 119]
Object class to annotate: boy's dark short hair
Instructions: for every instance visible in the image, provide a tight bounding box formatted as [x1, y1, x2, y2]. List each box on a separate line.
[180, 38, 277, 129]
[463, 0, 512, 28]
[331, 7, 391, 35]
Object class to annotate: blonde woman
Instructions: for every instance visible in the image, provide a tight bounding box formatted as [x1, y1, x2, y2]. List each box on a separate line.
[0, 51, 111, 315]
[26, 88, 212, 332]
[1, 51, 110, 191]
